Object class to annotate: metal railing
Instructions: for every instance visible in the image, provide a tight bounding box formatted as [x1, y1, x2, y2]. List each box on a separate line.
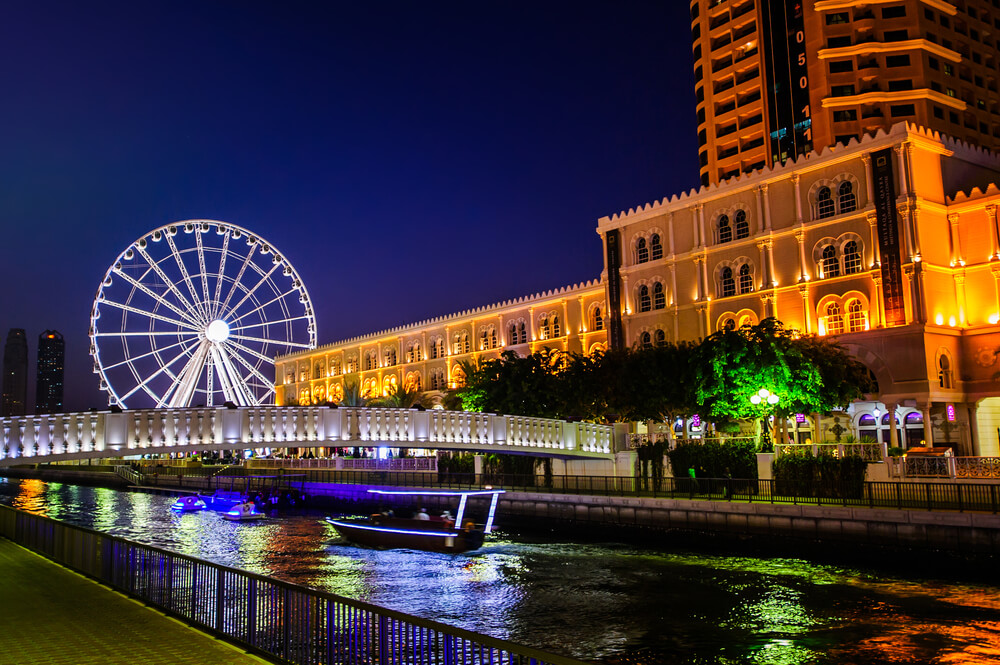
[246, 470, 1000, 514]
[0, 505, 588, 665]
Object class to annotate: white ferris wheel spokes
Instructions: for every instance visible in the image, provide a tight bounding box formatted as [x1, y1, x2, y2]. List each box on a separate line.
[90, 220, 316, 408]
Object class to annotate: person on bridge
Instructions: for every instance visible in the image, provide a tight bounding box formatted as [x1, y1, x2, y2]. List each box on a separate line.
[416, 508, 430, 520]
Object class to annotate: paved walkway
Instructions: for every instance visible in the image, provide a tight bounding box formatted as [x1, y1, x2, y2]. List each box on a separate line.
[0, 538, 269, 665]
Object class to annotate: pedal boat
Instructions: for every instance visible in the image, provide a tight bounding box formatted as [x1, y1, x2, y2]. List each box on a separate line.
[223, 501, 268, 521]
[170, 495, 207, 512]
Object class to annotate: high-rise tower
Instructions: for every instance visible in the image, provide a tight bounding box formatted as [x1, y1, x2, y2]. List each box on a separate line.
[2, 329, 28, 417]
[691, 0, 1000, 187]
[36, 330, 65, 415]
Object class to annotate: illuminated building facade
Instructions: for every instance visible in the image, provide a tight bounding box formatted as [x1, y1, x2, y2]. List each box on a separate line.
[693, 0, 1000, 186]
[601, 122, 1000, 455]
[2, 329, 28, 417]
[276, 281, 608, 407]
[35, 330, 64, 415]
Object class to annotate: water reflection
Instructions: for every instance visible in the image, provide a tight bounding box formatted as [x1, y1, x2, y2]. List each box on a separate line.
[1, 478, 998, 665]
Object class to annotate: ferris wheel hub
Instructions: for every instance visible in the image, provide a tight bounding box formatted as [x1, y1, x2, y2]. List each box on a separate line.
[206, 319, 230, 343]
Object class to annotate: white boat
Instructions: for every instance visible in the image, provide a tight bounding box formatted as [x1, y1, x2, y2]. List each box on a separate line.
[325, 489, 504, 553]
[170, 495, 207, 512]
[223, 501, 268, 521]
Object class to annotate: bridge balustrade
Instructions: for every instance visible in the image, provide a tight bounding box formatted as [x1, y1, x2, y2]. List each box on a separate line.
[1, 406, 618, 466]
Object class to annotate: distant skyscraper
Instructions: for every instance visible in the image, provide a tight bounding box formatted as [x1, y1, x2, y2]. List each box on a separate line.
[2, 329, 28, 417]
[690, 0, 1000, 186]
[36, 330, 65, 415]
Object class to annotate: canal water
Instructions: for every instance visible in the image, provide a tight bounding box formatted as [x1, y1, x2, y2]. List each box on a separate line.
[2, 478, 999, 665]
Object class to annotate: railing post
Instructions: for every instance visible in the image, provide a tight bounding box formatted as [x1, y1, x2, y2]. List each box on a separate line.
[215, 569, 225, 632]
[378, 614, 389, 665]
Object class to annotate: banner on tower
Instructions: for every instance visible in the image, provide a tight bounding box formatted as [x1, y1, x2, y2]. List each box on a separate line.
[871, 148, 906, 327]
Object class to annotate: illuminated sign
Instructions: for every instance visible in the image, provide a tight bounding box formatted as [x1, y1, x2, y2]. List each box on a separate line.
[691, 414, 701, 428]
[872, 148, 906, 326]
[761, 0, 813, 165]
[604, 230, 625, 351]
[946, 404, 956, 422]
[795, 413, 806, 423]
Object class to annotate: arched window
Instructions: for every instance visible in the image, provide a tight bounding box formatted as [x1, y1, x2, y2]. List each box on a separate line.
[640, 331, 652, 349]
[346, 356, 359, 374]
[735, 210, 750, 239]
[844, 240, 862, 274]
[330, 360, 342, 376]
[508, 323, 517, 344]
[405, 372, 422, 392]
[650, 234, 663, 260]
[431, 338, 444, 359]
[451, 365, 467, 389]
[938, 354, 953, 389]
[552, 315, 561, 338]
[847, 300, 866, 332]
[539, 315, 551, 340]
[636, 237, 649, 264]
[822, 245, 840, 277]
[718, 215, 732, 243]
[519, 322, 527, 344]
[826, 303, 844, 335]
[738, 264, 753, 293]
[638, 285, 652, 312]
[838, 181, 857, 213]
[654, 329, 666, 347]
[592, 307, 603, 331]
[723, 318, 736, 331]
[490, 328, 497, 348]
[480, 330, 489, 350]
[721, 267, 735, 297]
[365, 350, 377, 371]
[817, 186, 835, 218]
[653, 282, 666, 309]
[384, 347, 397, 366]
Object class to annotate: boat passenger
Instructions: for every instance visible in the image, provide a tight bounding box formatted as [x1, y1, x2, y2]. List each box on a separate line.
[415, 508, 430, 520]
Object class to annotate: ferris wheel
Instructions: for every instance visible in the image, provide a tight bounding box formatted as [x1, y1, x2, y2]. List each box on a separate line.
[90, 220, 316, 408]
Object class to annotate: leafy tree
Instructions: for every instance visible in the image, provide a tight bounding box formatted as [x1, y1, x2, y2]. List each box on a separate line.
[370, 384, 433, 409]
[608, 342, 698, 435]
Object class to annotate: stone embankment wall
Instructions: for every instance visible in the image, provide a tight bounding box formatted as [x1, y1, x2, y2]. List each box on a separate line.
[306, 482, 1000, 556]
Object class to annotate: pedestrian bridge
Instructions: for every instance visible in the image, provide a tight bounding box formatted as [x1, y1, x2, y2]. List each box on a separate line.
[0, 406, 623, 467]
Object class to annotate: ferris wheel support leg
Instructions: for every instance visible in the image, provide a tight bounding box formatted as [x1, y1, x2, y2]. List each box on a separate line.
[167, 342, 211, 408]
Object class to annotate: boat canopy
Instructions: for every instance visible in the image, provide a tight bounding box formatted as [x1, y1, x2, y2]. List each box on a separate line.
[366, 488, 505, 533]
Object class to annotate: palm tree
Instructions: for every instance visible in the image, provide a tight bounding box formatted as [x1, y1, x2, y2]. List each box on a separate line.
[372, 383, 433, 409]
[338, 378, 369, 407]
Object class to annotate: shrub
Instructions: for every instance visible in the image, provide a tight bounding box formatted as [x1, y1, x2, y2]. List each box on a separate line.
[666, 439, 757, 481]
[773, 452, 868, 498]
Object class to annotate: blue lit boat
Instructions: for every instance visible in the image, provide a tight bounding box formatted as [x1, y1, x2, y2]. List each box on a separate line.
[325, 489, 505, 554]
[223, 501, 268, 521]
[171, 495, 207, 512]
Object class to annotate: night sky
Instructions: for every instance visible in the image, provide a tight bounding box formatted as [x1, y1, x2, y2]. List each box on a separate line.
[0, 1, 698, 412]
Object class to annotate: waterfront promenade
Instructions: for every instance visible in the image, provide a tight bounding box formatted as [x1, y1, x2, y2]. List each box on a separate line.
[0, 538, 267, 665]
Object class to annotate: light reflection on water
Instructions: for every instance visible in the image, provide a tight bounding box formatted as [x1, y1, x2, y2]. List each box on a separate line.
[3, 478, 1000, 664]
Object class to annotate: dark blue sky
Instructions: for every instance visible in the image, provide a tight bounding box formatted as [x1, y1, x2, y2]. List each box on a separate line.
[0, 1, 698, 412]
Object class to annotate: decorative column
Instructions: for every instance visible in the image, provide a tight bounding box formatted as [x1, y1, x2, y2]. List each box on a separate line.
[992, 263, 1000, 317]
[667, 211, 676, 256]
[898, 201, 920, 261]
[887, 403, 900, 449]
[987, 204, 1000, 260]
[757, 240, 769, 289]
[894, 142, 910, 197]
[767, 238, 777, 287]
[760, 292, 775, 319]
[795, 229, 808, 282]
[871, 273, 886, 328]
[762, 183, 774, 231]
[861, 153, 874, 205]
[955, 271, 968, 325]
[693, 204, 704, 248]
[577, 296, 586, 335]
[921, 403, 934, 446]
[799, 284, 812, 334]
[792, 173, 804, 225]
[947, 213, 964, 267]
[700, 253, 710, 300]
[867, 212, 881, 268]
[670, 263, 680, 341]
[902, 265, 915, 325]
[692, 256, 704, 301]
[621, 275, 632, 316]
[754, 185, 765, 233]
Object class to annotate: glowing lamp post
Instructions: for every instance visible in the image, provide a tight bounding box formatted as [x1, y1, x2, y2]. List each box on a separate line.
[750, 388, 780, 451]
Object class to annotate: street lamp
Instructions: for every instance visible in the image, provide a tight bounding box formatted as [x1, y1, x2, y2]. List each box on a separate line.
[750, 388, 781, 451]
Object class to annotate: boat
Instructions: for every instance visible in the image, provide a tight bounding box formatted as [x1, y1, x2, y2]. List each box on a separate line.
[199, 489, 247, 511]
[223, 501, 268, 521]
[170, 495, 207, 512]
[325, 489, 505, 553]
